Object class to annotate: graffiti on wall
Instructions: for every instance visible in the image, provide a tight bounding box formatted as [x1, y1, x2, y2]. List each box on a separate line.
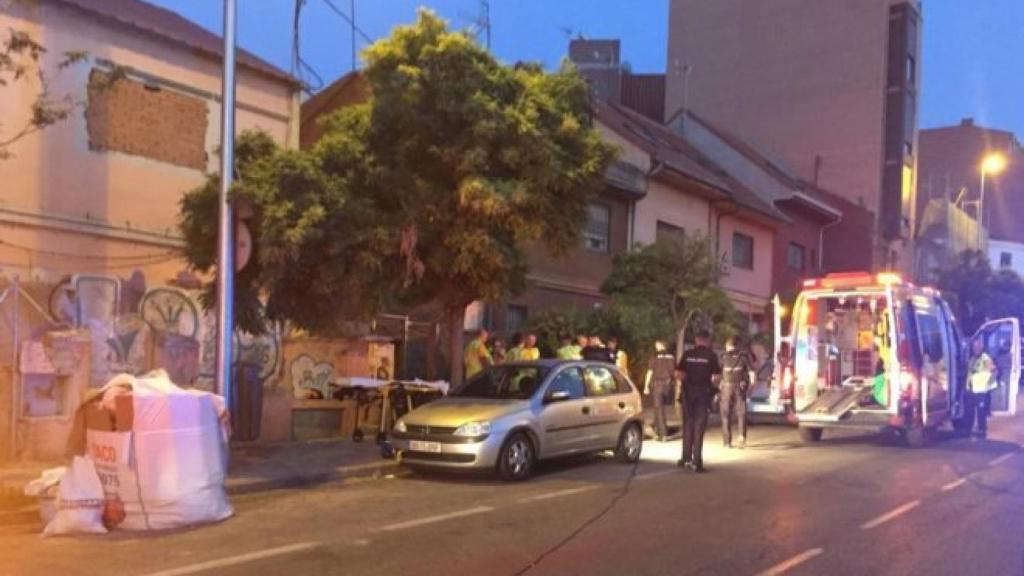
[290, 354, 334, 399]
[47, 272, 282, 389]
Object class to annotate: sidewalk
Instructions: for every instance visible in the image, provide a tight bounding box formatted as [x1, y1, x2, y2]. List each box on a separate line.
[1, 438, 400, 527]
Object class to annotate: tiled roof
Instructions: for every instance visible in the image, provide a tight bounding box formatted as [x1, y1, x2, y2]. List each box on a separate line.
[595, 100, 788, 225]
[672, 107, 842, 220]
[55, 0, 298, 86]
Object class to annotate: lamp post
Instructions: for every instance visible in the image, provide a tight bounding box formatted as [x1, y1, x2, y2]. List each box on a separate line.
[977, 152, 1007, 249]
[215, 0, 237, 411]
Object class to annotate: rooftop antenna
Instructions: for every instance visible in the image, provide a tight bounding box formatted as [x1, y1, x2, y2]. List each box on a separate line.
[462, 0, 492, 49]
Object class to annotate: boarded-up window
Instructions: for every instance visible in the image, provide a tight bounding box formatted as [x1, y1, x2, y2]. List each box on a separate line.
[85, 69, 208, 170]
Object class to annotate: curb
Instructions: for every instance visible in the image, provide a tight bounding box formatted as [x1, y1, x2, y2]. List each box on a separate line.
[0, 458, 403, 528]
[226, 459, 402, 496]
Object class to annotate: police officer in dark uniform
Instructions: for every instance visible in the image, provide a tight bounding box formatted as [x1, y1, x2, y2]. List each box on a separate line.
[719, 336, 754, 448]
[645, 341, 676, 442]
[677, 330, 721, 472]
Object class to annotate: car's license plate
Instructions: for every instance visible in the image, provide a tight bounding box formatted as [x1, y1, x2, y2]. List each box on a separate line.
[409, 440, 442, 453]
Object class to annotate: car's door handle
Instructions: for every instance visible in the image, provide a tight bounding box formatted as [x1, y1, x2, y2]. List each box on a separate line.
[581, 406, 591, 415]
[618, 402, 626, 410]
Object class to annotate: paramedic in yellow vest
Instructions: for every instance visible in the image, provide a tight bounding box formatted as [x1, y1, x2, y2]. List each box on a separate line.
[464, 329, 493, 380]
[967, 337, 997, 439]
[556, 335, 580, 360]
[521, 333, 541, 361]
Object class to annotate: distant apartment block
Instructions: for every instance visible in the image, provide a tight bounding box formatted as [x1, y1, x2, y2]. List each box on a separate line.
[665, 0, 922, 272]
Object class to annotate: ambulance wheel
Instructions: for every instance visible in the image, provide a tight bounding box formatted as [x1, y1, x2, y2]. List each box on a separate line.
[905, 427, 929, 448]
[799, 426, 823, 443]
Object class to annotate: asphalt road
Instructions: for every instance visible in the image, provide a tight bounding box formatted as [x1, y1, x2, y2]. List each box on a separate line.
[3, 415, 1023, 576]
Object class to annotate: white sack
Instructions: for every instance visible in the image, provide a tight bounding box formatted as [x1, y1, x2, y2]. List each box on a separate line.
[42, 457, 107, 537]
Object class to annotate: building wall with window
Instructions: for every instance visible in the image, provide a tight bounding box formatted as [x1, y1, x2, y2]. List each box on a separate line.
[717, 215, 774, 322]
[665, 0, 921, 272]
[989, 240, 1024, 281]
[508, 190, 633, 323]
[633, 179, 711, 246]
[0, 0, 298, 283]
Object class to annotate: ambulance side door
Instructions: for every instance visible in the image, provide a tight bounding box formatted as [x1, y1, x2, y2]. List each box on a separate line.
[971, 318, 1021, 415]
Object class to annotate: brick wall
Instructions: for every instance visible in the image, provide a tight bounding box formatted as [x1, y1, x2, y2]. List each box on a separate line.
[85, 69, 208, 170]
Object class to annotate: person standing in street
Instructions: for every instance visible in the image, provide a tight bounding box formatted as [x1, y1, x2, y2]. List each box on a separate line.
[967, 337, 997, 438]
[582, 336, 615, 363]
[608, 337, 629, 374]
[506, 333, 524, 362]
[521, 333, 541, 360]
[645, 341, 676, 442]
[719, 336, 754, 448]
[464, 329, 493, 380]
[557, 335, 580, 360]
[491, 338, 507, 364]
[677, 330, 721, 472]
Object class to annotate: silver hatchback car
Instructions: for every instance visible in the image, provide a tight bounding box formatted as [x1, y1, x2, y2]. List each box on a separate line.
[391, 360, 644, 480]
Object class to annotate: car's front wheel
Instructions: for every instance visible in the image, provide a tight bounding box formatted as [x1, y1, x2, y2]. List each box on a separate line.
[615, 422, 643, 463]
[497, 432, 535, 481]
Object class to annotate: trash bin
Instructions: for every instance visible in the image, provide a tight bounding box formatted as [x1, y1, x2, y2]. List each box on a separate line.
[232, 362, 263, 441]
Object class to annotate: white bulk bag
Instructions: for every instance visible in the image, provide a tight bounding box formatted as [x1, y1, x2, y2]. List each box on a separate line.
[86, 370, 233, 531]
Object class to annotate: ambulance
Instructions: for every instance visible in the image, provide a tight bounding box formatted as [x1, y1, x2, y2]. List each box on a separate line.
[769, 272, 1019, 446]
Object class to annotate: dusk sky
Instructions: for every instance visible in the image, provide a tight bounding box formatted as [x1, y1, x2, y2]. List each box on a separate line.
[148, 0, 1024, 138]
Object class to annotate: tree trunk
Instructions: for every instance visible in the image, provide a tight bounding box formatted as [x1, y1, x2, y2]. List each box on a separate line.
[444, 303, 468, 389]
[426, 322, 439, 381]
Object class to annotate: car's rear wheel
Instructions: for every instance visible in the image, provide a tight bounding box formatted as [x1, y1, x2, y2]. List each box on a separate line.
[615, 422, 643, 463]
[497, 432, 535, 481]
[799, 426, 823, 443]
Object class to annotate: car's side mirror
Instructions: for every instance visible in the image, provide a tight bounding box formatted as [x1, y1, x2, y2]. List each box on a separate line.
[544, 390, 572, 404]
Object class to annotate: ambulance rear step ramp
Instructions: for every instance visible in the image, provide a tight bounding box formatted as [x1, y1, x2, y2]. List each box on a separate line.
[797, 386, 869, 423]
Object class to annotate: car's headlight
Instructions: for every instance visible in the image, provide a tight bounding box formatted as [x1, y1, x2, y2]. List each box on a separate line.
[394, 419, 407, 433]
[453, 421, 491, 437]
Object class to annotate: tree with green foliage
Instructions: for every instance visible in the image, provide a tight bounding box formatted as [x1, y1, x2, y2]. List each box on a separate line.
[597, 235, 740, 379]
[179, 10, 614, 386]
[935, 249, 1024, 335]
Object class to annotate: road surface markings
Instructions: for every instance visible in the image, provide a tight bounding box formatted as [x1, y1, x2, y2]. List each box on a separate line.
[754, 547, 824, 576]
[988, 453, 1015, 467]
[518, 486, 599, 504]
[635, 469, 678, 481]
[941, 478, 968, 492]
[860, 500, 921, 530]
[137, 542, 320, 576]
[373, 506, 494, 532]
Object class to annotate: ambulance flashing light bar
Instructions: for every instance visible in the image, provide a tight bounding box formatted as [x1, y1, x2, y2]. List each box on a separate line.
[800, 271, 937, 294]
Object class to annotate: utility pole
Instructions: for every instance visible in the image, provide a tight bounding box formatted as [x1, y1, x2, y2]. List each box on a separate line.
[216, 0, 237, 413]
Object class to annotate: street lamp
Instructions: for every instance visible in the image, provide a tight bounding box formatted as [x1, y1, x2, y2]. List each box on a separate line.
[978, 152, 1007, 248]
